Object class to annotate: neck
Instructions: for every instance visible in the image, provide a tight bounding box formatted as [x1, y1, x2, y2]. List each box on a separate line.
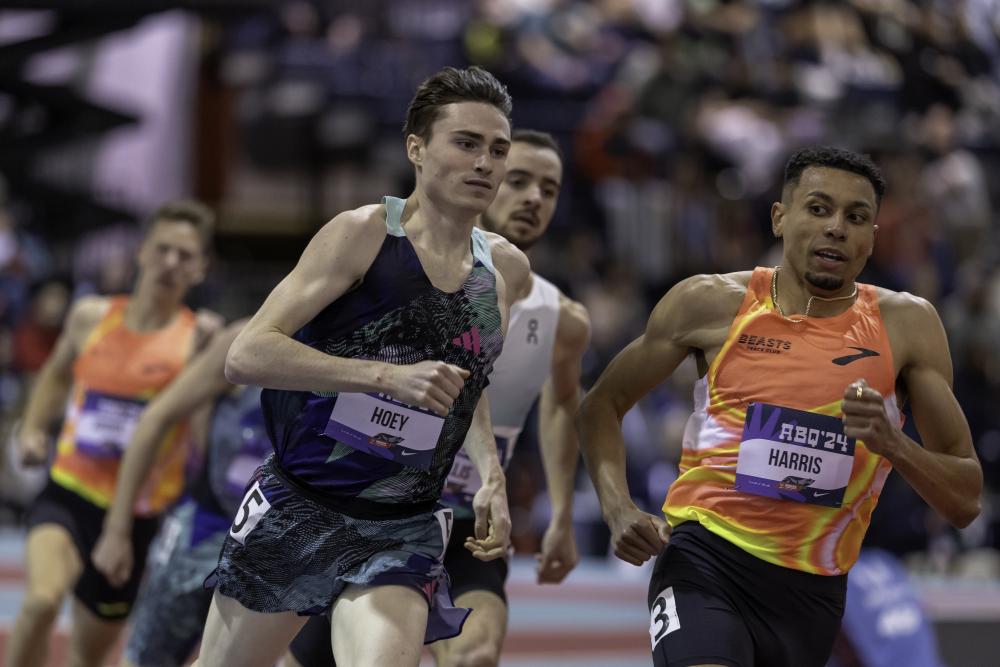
[127, 280, 184, 330]
[405, 190, 478, 254]
[772, 266, 858, 319]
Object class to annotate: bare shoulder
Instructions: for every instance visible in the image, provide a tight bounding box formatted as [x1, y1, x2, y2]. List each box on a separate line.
[555, 289, 591, 346]
[193, 308, 225, 350]
[877, 287, 946, 365]
[876, 287, 939, 325]
[56, 295, 111, 355]
[662, 271, 748, 321]
[315, 203, 387, 243]
[299, 203, 388, 279]
[644, 271, 748, 350]
[483, 231, 531, 300]
[67, 295, 111, 336]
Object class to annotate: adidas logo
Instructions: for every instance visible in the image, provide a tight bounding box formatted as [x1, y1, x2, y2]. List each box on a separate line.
[451, 327, 481, 354]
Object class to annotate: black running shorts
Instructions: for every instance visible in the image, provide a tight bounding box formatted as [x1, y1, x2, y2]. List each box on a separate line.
[647, 522, 846, 667]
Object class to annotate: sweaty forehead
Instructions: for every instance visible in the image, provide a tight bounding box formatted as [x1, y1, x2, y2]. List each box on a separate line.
[791, 166, 877, 208]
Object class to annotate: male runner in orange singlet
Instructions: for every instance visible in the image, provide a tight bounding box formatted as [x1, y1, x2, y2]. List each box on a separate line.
[579, 146, 981, 667]
[8, 201, 219, 667]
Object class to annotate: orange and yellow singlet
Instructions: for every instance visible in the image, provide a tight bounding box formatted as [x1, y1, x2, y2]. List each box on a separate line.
[664, 267, 900, 575]
[50, 296, 195, 516]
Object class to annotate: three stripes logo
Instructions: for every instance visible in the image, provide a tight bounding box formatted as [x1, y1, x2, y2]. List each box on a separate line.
[451, 327, 481, 355]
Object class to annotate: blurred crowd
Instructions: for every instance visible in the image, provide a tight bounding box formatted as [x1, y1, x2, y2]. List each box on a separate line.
[3, 0, 1000, 576]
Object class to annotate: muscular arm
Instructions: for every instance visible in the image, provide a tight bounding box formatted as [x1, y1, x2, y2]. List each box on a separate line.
[536, 295, 590, 583]
[462, 391, 511, 561]
[845, 295, 981, 528]
[484, 231, 532, 326]
[539, 297, 590, 525]
[17, 296, 108, 465]
[225, 206, 468, 416]
[578, 274, 740, 564]
[225, 207, 389, 393]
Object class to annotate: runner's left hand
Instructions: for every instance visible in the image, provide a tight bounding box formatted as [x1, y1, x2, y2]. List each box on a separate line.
[466, 473, 511, 562]
[536, 520, 578, 584]
[842, 379, 901, 458]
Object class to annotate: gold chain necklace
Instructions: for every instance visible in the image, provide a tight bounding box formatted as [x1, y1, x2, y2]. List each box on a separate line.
[770, 266, 858, 322]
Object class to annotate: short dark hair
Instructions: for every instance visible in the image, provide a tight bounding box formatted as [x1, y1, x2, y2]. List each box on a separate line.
[147, 199, 215, 252]
[512, 129, 563, 161]
[783, 146, 886, 204]
[403, 66, 512, 141]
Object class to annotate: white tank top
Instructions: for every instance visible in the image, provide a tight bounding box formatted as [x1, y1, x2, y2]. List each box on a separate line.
[441, 273, 561, 511]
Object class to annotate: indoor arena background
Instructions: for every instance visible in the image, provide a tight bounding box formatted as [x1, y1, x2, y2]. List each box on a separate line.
[1, 1, 999, 665]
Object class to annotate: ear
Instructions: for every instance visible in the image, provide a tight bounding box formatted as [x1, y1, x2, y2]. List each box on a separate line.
[406, 134, 424, 168]
[770, 201, 785, 238]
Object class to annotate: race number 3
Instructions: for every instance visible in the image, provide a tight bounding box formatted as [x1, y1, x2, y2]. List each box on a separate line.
[230, 481, 271, 545]
[649, 586, 681, 650]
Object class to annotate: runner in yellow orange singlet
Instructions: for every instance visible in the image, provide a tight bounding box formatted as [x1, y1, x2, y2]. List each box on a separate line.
[578, 146, 981, 667]
[7, 201, 220, 667]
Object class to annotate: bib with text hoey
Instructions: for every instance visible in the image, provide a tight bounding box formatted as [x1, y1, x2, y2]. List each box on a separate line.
[324, 392, 445, 470]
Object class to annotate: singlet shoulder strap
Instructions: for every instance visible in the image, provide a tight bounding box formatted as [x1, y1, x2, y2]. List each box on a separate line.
[381, 196, 406, 237]
[471, 227, 495, 274]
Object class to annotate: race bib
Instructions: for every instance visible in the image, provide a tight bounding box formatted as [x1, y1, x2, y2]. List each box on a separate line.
[76, 391, 147, 459]
[649, 586, 681, 650]
[734, 402, 855, 508]
[230, 481, 271, 545]
[324, 392, 445, 470]
[441, 429, 516, 508]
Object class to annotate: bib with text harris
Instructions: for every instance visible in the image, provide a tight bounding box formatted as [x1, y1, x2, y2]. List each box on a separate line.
[324, 392, 445, 470]
[734, 402, 855, 508]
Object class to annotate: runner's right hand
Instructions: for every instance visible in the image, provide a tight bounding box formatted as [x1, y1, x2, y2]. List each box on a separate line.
[607, 504, 671, 566]
[92, 528, 134, 588]
[16, 426, 49, 467]
[384, 361, 470, 416]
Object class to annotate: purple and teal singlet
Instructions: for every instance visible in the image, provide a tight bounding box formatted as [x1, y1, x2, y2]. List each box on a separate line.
[261, 196, 504, 517]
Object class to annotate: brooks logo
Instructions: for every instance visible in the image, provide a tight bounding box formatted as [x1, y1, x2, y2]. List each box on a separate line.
[451, 327, 481, 354]
[832, 347, 880, 366]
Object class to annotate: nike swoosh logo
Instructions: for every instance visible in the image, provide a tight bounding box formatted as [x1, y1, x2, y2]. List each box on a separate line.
[401, 450, 419, 456]
[832, 347, 880, 365]
[813, 492, 830, 497]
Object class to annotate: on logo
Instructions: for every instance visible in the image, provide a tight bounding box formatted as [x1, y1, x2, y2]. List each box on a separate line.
[526, 319, 539, 344]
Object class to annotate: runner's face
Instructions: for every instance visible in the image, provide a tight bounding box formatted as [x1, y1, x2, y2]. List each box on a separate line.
[480, 142, 562, 250]
[409, 102, 511, 215]
[136, 220, 207, 295]
[772, 166, 878, 293]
